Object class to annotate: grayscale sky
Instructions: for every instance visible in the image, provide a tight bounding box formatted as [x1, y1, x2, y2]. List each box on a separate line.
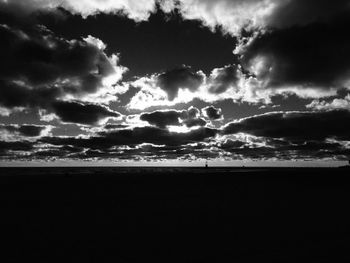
[0, 0, 350, 166]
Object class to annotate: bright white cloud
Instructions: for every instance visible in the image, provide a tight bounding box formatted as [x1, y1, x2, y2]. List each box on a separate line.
[0, 106, 11, 117]
[39, 110, 57, 122]
[167, 125, 192, 133]
[4, 0, 346, 35]
[1, 0, 158, 21]
[307, 94, 350, 111]
[177, 0, 278, 35]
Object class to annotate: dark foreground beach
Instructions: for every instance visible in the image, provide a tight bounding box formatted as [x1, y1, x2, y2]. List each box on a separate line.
[1, 167, 350, 262]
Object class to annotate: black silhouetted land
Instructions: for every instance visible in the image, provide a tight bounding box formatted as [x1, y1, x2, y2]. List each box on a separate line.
[1, 166, 350, 262]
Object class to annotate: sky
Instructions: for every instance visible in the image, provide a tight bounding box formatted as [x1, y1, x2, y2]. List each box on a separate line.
[0, 0, 350, 166]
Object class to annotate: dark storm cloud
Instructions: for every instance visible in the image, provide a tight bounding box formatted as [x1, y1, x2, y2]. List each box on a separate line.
[0, 80, 121, 125]
[218, 137, 350, 161]
[223, 110, 350, 141]
[140, 110, 182, 128]
[0, 124, 48, 137]
[239, 13, 350, 93]
[219, 139, 277, 160]
[186, 106, 200, 119]
[0, 24, 118, 89]
[0, 141, 34, 154]
[51, 101, 121, 125]
[266, 0, 350, 29]
[208, 65, 241, 94]
[221, 138, 344, 154]
[202, 106, 223, 120]
[157, 66, 204, 100]
[0, 20, 124, 124]
[0, 80, 60, 109]
[140, 107, 206, 128]
[276, 140, 344, 152]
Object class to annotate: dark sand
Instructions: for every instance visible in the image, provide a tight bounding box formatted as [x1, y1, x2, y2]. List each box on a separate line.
[1, 167, 350, 262]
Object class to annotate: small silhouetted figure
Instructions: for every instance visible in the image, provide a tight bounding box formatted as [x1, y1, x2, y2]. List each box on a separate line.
[205, 161, 208, 168]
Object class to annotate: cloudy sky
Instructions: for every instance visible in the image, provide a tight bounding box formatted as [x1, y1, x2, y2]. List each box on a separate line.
[0, 0, 350, 166]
